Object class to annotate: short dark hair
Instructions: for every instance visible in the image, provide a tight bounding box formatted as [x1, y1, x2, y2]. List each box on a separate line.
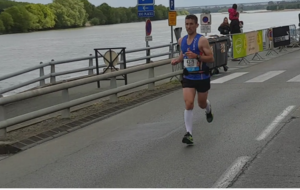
[232, 4, 237, 9]
[185, 14, 198, 24]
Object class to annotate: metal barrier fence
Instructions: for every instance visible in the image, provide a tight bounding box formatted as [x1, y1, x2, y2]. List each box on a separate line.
[226, 24, 299, 64]
[0, 43, 178, 96]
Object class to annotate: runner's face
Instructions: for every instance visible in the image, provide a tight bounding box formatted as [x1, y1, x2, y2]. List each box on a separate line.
[185, 19, 198, 35]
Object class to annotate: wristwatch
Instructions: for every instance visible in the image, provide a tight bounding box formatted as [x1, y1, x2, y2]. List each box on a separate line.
[197, 55, 201, 62]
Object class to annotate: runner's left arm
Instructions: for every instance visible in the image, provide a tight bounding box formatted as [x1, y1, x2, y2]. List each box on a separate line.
[198, 37, 214, 63]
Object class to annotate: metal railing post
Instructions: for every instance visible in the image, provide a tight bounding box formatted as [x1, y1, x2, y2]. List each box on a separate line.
[39, 62, 45, 86]
[148, 67, 155, 90]
[231, 42, 233, 59]
[0, 128, 6, 140]
[120, 53, 125, 70]
[88, 54, 94, 75]
[0, 103, 6, 140]
[179, 61, 183, 81]
[169, 43, 174, 59]
[61, 89, 70, 118]
[0, 105, 5, 123]
[146, 46, 151, 63]
[50, 59, 56, 84]
[109, 77, 118, 103]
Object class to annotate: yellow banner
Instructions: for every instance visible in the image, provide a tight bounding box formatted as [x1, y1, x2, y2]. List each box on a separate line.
[233, 33, 247, 59]
[246, 31, 259, 55]
[257, 30, 264, 52]
[232, 30, 264, 59]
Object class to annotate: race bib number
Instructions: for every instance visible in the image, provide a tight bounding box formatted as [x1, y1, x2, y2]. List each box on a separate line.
[184, 59, 199, 72]
[184, 59, 197, 67]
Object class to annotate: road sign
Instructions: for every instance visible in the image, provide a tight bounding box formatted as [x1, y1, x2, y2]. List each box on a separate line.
[169, 0, 175, 11]
[103, 50, 119, 67]
[145, 19, 152, 41]
[168, 11, 177, 26]
[146, 19, 152, 36]
[145, 36, 153, 41]
[137, 0, 154, 4]
[138, 11, 155, 17]
[137, 0, 155, 18]
[200, 13, 211, 25]
[138, 5, 154, 11]
[201, 25, 211, 33]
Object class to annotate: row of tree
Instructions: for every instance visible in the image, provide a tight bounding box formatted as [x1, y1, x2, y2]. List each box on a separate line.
[88, 4, 183, 26]
[0, 0, 88, 34]
[0, 0, 189, 34]
[266, 1, 300, 10]
[187, 4, 267, 15]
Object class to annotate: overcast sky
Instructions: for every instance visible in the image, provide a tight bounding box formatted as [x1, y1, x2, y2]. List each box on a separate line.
[15, 0, 272, 7]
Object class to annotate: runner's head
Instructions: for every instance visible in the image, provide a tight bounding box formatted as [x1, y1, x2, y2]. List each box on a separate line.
[185, 15, 199, 35]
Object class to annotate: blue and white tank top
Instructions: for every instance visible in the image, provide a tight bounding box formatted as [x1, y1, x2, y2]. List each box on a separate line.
[181, 34, 210, 80]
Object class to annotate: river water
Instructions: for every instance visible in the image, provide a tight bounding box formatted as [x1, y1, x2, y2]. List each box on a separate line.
[0, 10, 299, 95]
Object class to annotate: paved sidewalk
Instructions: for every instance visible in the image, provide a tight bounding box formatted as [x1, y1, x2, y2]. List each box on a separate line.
[232, 107, 300, 188]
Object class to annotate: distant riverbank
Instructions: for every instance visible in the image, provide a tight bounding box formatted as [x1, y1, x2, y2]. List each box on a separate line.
[220, 9, 300, 14]
[255, 9, 300, 13]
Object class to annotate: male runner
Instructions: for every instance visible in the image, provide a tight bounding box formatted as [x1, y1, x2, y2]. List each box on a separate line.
[171, 15, 214, 145]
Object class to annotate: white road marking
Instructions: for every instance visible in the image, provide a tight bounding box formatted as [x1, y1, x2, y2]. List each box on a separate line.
[212, 156, 251, 188]
[256, 105, 295, 141]
[245, 70, 285, 83]
[287, 74, 300, 82]
[211, 72, 248, 84]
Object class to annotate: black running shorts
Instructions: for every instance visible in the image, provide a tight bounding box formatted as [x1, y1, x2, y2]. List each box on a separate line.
[181, 77, 211, 93]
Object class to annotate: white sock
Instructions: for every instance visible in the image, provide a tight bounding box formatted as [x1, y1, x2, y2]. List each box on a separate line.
[184, 109, 193, 134]
[206, 99, 211, 113]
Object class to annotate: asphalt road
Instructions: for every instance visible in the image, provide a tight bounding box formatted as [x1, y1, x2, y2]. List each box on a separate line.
[0, 49, 299, 188]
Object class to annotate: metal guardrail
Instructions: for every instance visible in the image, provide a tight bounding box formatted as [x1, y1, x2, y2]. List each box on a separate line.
[0, 43, 179, 96]
[0, 58, 183, 138]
